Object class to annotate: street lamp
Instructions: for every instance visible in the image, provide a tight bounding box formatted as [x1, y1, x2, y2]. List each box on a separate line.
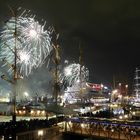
[118, 83, 122, 95]
[101, 83, 104, 94]
[125, 84, 128, 96]
[24, 91, 29, 101]
[38, 130, 43, 140]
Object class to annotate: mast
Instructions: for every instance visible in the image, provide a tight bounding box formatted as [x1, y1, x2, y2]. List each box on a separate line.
[52, 33, 60, 105]
[79, 44, 84, 103]
[134, 68, 140, 99]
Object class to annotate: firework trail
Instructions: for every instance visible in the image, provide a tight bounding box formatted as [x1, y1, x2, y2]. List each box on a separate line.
[0, 8, 53, 76]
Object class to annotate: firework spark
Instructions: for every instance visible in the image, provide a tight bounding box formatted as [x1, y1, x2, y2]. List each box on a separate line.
[60, 63, 89, 88]
[0, 10, 53, 76]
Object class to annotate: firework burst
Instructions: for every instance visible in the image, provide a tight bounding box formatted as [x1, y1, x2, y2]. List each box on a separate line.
[60, 63, 89, 104]
[0, 9, 53, 76]
[60, 63, 89, 88]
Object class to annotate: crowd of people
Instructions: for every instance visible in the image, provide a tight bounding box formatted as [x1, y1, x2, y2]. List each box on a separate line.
[0, 116, 64, 138]
[79, 109, 114, 118]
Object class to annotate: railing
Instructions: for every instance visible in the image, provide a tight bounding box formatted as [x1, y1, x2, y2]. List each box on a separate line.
[64, 117, 140, 140]
[0, 116, 140, 140]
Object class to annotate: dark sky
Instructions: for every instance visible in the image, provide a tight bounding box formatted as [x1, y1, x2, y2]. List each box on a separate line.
[0, 0, 140, 87]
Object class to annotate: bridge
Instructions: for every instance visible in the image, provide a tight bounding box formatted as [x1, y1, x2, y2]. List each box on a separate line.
[64, 117, 140, 140]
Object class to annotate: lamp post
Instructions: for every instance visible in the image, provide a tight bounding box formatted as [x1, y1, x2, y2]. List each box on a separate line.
[24, 91, 29, 101]
[118, 83, 122, 95]
[101, 83, 104, 94]
[125, 84, 128, 96]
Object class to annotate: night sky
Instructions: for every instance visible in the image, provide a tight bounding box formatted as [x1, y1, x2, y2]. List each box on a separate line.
[0, 0, 140, 89]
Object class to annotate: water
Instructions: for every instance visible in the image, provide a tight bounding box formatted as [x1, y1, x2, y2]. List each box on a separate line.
[49, 133, 108, 140]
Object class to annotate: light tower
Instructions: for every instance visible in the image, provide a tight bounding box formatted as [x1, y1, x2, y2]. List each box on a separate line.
[134, 68, 140, 99]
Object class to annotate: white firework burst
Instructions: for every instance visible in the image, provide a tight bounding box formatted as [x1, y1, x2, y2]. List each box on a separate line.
[60, 63, 89, 88]
[0, 10, 53, 76]
[62, 63, 89, 104]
